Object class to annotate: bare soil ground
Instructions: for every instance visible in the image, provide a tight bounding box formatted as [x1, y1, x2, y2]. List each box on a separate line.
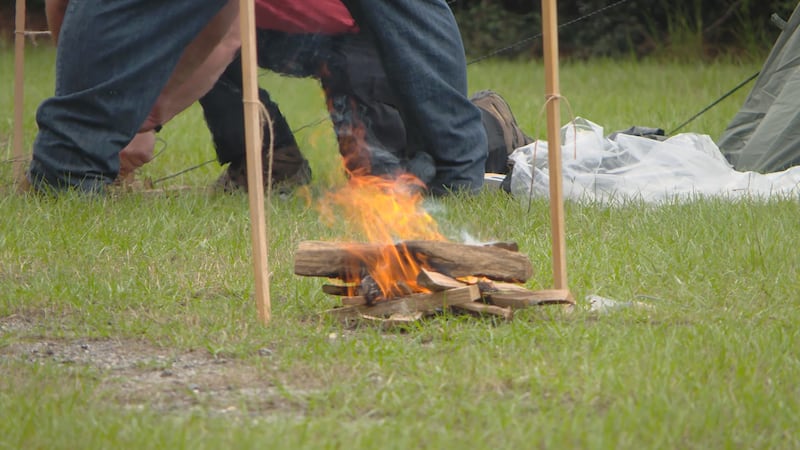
[0, 314, 309, 420]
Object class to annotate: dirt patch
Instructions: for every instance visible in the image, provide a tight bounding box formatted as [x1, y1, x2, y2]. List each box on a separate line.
[0, 336, 310, 419]
[0, 314, 35, 334]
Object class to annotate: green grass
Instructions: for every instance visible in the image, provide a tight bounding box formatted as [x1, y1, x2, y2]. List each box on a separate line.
[2, 46, 800, 449]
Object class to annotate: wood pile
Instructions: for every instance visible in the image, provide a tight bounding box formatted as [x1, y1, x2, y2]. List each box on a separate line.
[294, 240, 574, 327]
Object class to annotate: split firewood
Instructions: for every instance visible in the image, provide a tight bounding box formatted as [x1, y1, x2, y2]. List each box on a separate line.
[326, 285, 480, 320]
[326, 270, 464, 303]
[483, 284, 575, 309]
[360, 312, 424, 330]
[416, 269, 467, 292]
[294, 240, 532, 282]
[341, 296, 367, 306]
[395, 280, 415, 297]
[322, 284, 353, 296]
[452, 301, 514, 321]
[484, 241, 519, 252]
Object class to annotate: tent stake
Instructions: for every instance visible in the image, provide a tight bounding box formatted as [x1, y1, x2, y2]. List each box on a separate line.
[239, 0, 272, 324]
[13, 0, 27, 189]
[540, 0, 572, 297]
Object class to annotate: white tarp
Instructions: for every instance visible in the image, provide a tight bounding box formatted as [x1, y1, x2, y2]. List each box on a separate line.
[508, 117, 800, 203]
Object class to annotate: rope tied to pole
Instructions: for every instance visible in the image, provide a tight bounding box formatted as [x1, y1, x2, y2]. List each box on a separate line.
[523, 93, 579, 213]
[242, 98, 275, 205]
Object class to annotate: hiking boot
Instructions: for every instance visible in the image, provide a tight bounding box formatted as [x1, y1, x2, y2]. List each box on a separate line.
[471, 90, 534, 174]
[215, 144, 311, 193]
[471, 90, 533, 152]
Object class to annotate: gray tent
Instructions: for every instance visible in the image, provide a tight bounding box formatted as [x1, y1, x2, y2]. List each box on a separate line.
[719, 2, 800, 173]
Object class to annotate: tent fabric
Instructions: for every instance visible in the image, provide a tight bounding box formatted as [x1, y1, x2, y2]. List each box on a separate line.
[718, 2, 800, 173]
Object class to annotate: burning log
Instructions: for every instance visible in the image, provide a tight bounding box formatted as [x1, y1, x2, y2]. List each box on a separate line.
[416, 268, 467, 291]
[294, 240, 533, 283]
[294, 241, 374, 280]
[401, 240, 532, 281]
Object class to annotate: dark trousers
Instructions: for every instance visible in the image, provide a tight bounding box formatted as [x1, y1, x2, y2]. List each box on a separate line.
[199, 30, 416, 179]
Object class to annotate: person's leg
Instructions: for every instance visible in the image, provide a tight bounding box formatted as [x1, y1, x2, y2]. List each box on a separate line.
[253, 29, 413, 183]
[255, 29, 435, 185]
[256, 30, 327, 78]
[339, 0, 488, 195]
[29, 0, 228, 192]
[320, 32, 436, 182]
[199, 51, 311, 191]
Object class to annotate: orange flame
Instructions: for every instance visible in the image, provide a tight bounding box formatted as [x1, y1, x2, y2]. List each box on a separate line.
[319, 84, 446, 300]
[321, 173, 445, 300]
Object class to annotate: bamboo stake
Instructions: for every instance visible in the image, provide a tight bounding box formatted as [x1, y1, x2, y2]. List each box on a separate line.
[540, 0, 570, 291]
[239, 0, 271, 324]
[13, 0, 27, 188]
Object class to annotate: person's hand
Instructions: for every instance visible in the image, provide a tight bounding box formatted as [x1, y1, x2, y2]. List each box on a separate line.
[139, 109, 164, 133]
[118, 131, 156, 180]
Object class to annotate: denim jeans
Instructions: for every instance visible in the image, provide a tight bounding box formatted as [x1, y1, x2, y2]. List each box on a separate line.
[339, 0, 488, 194]
[200, 49, 299, 166]
[28, 0, 228, 192]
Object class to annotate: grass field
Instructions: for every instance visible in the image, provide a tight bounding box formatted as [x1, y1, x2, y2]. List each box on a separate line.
[2, 46, 799, 449]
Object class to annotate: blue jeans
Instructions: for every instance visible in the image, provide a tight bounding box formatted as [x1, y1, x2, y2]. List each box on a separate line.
[340, 0, 488, 194]
[28, 0, 228, 192]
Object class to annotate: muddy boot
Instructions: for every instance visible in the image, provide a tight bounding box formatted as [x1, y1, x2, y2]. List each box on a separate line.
[216, 144, 311, 194]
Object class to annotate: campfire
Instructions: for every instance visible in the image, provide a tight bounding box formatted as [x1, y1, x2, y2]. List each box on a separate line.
[296, 107, 572, 326]
[296, 173, 573, 326]
[294, 238, 573, 325]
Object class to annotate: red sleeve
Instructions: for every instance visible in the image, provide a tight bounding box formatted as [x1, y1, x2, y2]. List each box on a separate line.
[254, 0, 358, 35]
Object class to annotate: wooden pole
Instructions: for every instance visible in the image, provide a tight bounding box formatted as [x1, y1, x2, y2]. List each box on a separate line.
[13, 0, 27, 188]
[540, 0, 570, 291]
[239, 0, 271, 324]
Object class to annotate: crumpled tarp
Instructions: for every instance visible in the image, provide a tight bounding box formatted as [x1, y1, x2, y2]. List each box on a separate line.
[508, 117, 800, 203]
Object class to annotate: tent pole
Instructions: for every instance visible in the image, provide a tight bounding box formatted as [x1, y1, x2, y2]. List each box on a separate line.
[540, 0, 570, 293]
[13, 0, 27, 189]
[239, 0, 272, 324]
